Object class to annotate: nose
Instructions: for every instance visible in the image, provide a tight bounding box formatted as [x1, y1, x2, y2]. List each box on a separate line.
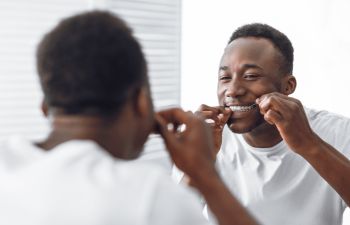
[225, 77, 246, 98]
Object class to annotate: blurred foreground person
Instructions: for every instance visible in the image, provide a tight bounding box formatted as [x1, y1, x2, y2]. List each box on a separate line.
[0, 11, 256, 225]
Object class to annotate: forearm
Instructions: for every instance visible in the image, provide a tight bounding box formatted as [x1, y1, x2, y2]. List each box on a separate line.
[300, 135, 350, 206]
[191, 168, 258, 225]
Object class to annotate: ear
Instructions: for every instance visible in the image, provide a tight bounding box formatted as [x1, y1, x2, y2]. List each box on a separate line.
[282, 75, 297, 95]
[133, 85, 153, 119]
[41, 99, 49, 117]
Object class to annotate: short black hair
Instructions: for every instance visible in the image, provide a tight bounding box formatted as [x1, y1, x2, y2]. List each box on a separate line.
[228, 23, 294, 75]
[36, 10, 147, 115]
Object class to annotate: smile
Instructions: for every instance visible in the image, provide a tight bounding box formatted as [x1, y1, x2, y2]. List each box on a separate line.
[228, 103, 257, 112]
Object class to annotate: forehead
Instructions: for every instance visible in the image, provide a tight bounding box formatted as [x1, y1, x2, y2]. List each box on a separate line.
[221, 37, 281, 69]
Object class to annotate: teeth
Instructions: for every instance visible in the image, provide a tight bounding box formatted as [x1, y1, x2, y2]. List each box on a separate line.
[225, 96, 235, 102]
[229, 104, 256, 112]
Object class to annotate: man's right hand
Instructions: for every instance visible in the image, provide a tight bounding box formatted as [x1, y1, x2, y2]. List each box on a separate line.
[195, 104, 232, 154]
[156, 108, 257, 225]
[155, 108, 217, 183]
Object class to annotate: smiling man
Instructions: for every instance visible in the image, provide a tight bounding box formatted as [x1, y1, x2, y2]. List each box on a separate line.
[196, 23, 350, 225]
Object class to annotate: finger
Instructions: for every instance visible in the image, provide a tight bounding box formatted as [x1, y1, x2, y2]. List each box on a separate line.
[154, 113, 180, 155]
[195, 111, 220, 123]
[263, 109, 283, 125]
[157, 108, 192, 125]
[197, 104, 224, 113]
[174, 111, 194, 132]
[257, 94, 292, 115]
[218, 107, 232, 124]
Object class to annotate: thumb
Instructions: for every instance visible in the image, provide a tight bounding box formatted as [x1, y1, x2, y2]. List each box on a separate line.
[154, 114, 179, 156]
[219, 108, 232, 125]
[263, 109, 283, 125]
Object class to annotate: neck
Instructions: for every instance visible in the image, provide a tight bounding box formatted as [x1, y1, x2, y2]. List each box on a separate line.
[36, 115, 137, 159]
[37, 116, 106, 148]
[242, 121, 282, 148]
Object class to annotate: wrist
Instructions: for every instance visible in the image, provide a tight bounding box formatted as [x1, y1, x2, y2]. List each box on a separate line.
[296, 133, 324, 158]
[188, 166, 223, 192]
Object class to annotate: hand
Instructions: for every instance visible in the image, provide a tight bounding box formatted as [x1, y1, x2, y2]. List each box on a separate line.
[156, 108, 217, 182]
[256, 92, 318, 154]
[195, 104, 232, 154]
[156, 108, 259, 225]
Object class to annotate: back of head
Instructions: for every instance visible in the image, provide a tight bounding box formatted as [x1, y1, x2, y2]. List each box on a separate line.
[36, 11, 147, 116]
[228, 23, 294, 75]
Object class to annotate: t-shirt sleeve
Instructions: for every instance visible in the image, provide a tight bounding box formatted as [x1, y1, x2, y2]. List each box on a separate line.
[313, 112, 350, 159]
[315, 113, 350, 209]
[147, 174, 211, 225]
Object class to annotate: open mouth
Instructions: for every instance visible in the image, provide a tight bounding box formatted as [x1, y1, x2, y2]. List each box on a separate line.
[226, 103, 257, 112]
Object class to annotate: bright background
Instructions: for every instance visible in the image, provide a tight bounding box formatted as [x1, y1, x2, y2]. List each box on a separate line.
[0, 0, 349, 222]
[181, 0, 350, 117]
[181, 0, 350, 222]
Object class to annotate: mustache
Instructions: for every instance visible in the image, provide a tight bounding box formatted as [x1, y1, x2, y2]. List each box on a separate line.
[224, 96, 256, 105]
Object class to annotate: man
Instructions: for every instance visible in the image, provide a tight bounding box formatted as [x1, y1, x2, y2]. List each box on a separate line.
[196, 23, 350, 225]
[0, 11, 257, 225]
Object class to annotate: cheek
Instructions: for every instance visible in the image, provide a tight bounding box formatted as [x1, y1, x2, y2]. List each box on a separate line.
[217, 83, 226, 104]
[250, 82, 280, 96]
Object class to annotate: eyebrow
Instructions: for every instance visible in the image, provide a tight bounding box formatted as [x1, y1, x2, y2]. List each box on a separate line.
[242, 63, 263, 70]
[219, 64, 263, 71]
[219, 66, 229, 71]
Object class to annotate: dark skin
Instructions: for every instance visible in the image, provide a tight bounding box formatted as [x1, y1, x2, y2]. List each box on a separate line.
[37, 86, 154, 160]
[157, 108, 257, 225]
[197, 37, 294, 152]
[37, 84, 258, 225]
[197, 37, 350, 206]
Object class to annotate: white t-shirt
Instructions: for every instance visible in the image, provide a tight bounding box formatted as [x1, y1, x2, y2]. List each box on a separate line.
[0, 136, 209, 225]
[213, 108, 350, 225]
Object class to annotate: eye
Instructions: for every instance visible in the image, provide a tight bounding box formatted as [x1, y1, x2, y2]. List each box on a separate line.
[243, 73, 260, 80]
[219, 74, 231, 81]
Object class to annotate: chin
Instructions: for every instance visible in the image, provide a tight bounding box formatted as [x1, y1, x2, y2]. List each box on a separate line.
[227, 123, 255, 134]
[227, 117, 265, 134]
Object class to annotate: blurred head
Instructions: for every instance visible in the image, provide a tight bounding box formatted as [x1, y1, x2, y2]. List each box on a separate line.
[36, 11, 154, 157]
[218, 23, 296, 133]
[37, 10, 147, 116]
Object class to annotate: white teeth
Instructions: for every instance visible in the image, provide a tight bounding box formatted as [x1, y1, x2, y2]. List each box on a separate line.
[229, 104, 256, 112]
[225, 96, 235, 102]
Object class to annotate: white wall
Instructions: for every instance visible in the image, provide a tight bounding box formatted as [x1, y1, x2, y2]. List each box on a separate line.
[181, 0, 350, 118]
[181, 0, 350, 223]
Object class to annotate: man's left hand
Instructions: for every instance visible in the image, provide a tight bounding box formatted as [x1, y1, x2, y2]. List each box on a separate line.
[256, 92, 318, 154]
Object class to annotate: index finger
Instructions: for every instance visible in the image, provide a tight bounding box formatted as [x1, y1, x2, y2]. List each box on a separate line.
[157, 108, 193, 125]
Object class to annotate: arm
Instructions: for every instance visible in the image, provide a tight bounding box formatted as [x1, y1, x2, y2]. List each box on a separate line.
[257, 92, 350, 206]
[301, 136, 350, 206]
[156, 108, 257, 225]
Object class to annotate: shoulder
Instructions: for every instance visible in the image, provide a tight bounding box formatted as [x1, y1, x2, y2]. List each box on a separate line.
[0, 135, 41, 169]
[305, 107, 350, 133]
[305, 107, 350, 156]
[0, 135, 32, 150]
